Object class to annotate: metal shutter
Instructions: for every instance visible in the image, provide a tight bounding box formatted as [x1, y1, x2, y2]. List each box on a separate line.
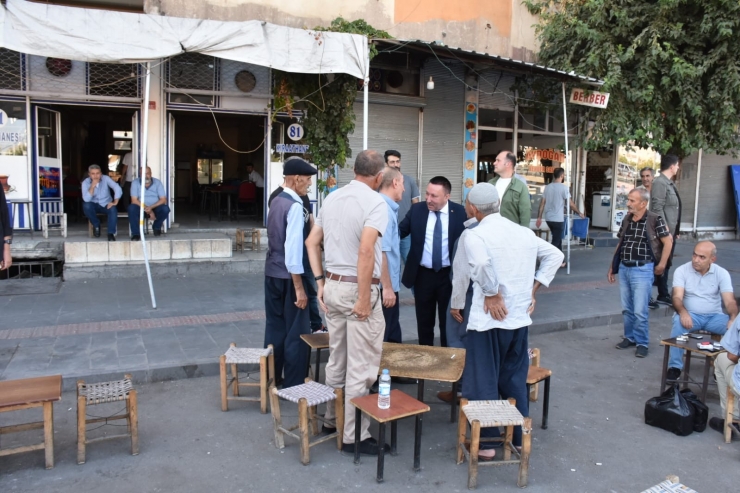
[675, 152, 699, 227]
[340, 102, 421, 187]
[693, 152, 736, 228]
[420, 59, 466, 202]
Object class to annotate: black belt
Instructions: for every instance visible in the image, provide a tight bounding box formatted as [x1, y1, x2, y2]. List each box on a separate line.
[621, 260, 651, 267]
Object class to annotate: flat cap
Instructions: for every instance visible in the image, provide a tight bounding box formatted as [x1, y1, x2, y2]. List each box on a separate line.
[467, 182, 499, 206]
[284, 157, 318, 176]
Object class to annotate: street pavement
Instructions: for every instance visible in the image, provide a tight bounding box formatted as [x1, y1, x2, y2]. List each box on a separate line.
[0, 322, 735, 492]
[3, 240, 740, 388]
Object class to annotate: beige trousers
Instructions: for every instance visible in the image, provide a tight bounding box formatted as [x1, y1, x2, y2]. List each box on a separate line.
[714, 352, 740, 419]
[323, 278, 385, 444]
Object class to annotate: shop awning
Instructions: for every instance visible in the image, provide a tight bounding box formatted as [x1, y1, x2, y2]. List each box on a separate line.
[0, 0, 369, 78]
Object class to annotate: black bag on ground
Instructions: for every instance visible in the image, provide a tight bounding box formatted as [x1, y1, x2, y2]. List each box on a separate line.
[644, 384, 695, 436]
[680, 389, 709, 432]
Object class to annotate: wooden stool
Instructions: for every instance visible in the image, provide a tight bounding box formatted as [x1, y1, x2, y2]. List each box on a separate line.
[301, 332, 330, 383]
[77, 374, 138, 464]
[87, 214, 109, 237]
[723, 385, 740, 443]
[527, 348, 552, 429]
[270, 379, 344, 465]
[220, 343, 274, 414]
[235, 228, 260, 252]
[456, 398, 532, 489]
[41, 212, 67, 238]
[534, 229, 550, 242]
[350, 389, 430, 483]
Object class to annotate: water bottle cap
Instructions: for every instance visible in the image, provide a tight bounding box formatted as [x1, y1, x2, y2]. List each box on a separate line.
[382, 369, 389, 374]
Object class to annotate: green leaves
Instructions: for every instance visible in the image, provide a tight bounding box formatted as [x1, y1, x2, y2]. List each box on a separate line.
[525, 0, 740, 158]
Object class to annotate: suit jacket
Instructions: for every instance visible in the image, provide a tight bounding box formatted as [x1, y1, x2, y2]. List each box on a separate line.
[399, 200, 467, 288]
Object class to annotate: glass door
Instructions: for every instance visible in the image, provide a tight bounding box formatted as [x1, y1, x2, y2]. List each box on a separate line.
[35, 107, 63, 228]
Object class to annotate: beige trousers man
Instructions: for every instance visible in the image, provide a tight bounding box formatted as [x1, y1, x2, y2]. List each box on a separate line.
[714, 352, 740, 419]
[323, 279, 385, 444]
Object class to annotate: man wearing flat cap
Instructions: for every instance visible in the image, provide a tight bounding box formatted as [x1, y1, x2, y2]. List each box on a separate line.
[264, 157, 317, 388]
[462, 183, 562, 460]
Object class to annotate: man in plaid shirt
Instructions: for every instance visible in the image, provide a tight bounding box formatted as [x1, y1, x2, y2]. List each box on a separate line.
[608, 188, 673, 358]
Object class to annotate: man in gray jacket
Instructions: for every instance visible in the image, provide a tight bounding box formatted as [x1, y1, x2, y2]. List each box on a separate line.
[650, 154, 682, 306]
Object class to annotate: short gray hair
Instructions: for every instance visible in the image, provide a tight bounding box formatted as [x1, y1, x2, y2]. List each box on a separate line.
[466, 197, 500, 216]
[380, 166, 402, 190]
[88, 164, 101, 172]
[354, 150, 385, 178]
[629, 187, 650, 203]
[640, 167, 655, 177]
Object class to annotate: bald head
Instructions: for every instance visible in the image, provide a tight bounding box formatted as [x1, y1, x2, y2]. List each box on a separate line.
[691, 241, 717, 274]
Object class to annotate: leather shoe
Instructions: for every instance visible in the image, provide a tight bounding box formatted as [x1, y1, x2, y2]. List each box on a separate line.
[93, 226, 101, 238]
[437, 390, 461, 404]
[342, 438, 391, 456]
[321, 424, 336, 435]
[666, 367, 681, 381]
[153, 228, 162, 236]
[107, 234, 116, 242]
[131, 235, 141, 241]
[709, 416, 740, 435]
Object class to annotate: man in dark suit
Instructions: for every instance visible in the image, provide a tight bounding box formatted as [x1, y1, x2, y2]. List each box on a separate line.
[400, 176, 466, 346]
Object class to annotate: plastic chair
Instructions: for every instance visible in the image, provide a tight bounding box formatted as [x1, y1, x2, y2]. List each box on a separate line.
[237, 181, 257, 218]
[570, 217, 590, 248]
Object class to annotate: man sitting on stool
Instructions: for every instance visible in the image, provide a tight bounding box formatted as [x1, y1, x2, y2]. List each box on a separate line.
[666, 241, 737, 381]
[82, 164, 122, 241]
[128, 167, 169, 241]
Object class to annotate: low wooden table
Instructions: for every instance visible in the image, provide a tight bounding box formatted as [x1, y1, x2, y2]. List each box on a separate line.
[301, 332, 330, 383]
[351, 389, 430, 483]
[659, 337, 726, 402]
[379, 342, 465, 423]
[0, 375, 62, 469]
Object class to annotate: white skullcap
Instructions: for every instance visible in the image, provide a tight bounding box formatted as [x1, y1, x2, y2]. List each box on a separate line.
[467, 182, 500, 206]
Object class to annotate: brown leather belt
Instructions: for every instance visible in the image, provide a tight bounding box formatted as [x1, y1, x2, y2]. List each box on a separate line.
[326, 271, 380, 284]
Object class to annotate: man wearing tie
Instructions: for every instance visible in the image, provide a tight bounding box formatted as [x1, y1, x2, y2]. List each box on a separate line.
[400, 176, 466, 346]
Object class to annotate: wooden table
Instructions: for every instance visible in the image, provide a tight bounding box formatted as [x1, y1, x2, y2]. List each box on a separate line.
[300, 332, 330, 383]
[351, 390, 430, 483]
[379, 342, 465, 423]
[660, 337, 725, 402]
[0, 375, 62, 469]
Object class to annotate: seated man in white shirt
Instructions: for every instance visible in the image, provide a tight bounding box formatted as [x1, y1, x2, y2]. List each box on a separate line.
[463, 183, 563, 459]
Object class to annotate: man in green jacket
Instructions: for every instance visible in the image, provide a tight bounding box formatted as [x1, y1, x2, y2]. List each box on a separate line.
[488, 151, 531, 227]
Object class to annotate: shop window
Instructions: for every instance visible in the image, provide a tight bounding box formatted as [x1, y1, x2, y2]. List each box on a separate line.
[0, 100, 28, 158]
[0, 49, 25, 91]
[167, 53, 218, 106]
[37, 109, 58, 159]
[88, 62, 139, 98]
[478, 108, 513, 129]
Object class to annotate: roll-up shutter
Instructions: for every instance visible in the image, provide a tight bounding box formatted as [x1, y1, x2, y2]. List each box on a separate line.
[693, 153, 736, 228]
[675, 152, 699, 228]
[340, 102, 421, 188]
[420, 59, 465, 202]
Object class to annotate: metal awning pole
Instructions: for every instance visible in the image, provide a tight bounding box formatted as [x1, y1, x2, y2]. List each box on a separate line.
[139, 62, 157, 308]
[363, 46, 369, 150]
[562, 82, 571, 275]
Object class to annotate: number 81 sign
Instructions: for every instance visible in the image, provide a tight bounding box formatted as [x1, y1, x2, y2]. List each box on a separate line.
[287, 123, 304, 141]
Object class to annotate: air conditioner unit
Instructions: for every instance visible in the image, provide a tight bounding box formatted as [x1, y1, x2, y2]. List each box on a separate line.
[383, 69, 417, 95]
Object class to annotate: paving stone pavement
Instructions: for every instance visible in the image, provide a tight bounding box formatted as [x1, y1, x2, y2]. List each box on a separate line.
[2, 240, 740, 389]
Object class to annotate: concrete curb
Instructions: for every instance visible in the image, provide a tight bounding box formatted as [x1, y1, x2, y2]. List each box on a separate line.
[63, 257, 265, 279]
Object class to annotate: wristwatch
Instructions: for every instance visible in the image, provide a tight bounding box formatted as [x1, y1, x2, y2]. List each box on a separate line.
[3, 238, 11, 245]
[314, 275, 325, 281]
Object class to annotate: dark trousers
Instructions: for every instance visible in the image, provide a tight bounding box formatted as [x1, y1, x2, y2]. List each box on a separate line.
[414, 266, 451, 347]
[264, 276, 310, 388]
[122, 181, 132, 211]
[657, 240, 677, 299]
[546, 220, 565, 252]
[304, 274, 323, 332]
[128, 204, 170, 236]
[381, 290, 402, 343]
[83, 201, 118, 234]
[463, 326, 529, 447]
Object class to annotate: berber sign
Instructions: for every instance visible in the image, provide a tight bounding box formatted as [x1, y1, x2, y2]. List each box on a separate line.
[569, 88, 610, 109]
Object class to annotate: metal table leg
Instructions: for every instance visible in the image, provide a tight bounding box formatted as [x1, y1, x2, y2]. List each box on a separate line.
[305, 345, 312, 379]
[315, 348, 322, 384]
[417, 379, 425, 402]
[701, 355, 711, 403]
[542, 376, 550, 430]
[376, 422, 386, 483]
[390, 420, 398, 456]
[684, 351, 692, 391]
[660, 344, 669, 394]
[354, 407, 362, 464]
[413, 414, 422, 472]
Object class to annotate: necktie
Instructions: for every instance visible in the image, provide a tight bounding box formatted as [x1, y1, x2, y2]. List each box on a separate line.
[432, 211, 442, 272]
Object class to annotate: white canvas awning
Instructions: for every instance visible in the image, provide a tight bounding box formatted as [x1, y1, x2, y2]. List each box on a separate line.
[0, 0, 369, 78]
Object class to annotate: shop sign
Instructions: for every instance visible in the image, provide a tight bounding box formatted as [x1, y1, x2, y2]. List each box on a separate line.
[570, 88, 609, 109]
[287, 123, 304, 141]
[276, 144, 309, 153]
[525, 148, 567, 163]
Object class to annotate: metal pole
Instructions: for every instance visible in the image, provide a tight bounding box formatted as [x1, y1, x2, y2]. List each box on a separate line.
[562, 83, 571, 275]
[363, 49, 369, 151]
[692, 149, 703, 237]
[139, 62, 157, 309]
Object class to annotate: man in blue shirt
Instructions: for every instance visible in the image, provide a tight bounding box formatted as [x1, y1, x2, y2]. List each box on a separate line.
[81, 164, 122, 241]
[379, 166, 404, 343]
[128, 166, 169, 240]
[264, 157, 318, 388]
[712, 316, 740, 435]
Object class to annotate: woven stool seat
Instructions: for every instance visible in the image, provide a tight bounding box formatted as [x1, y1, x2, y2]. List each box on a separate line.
[78, 378, 133, 405]
[224, 346, 273, 365]
[462, 400, 524, 428]
[277, 381, 337, 407]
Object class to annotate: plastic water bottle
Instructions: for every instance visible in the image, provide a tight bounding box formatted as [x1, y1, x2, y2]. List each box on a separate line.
[378, 369, 391, 409]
